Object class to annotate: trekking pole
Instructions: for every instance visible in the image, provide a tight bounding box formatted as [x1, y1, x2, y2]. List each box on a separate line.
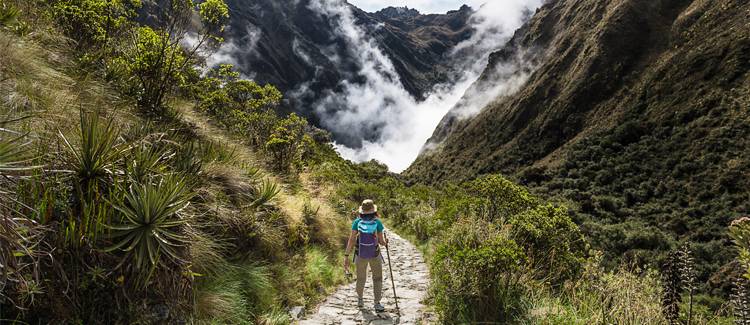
[384, 232, 400, 314]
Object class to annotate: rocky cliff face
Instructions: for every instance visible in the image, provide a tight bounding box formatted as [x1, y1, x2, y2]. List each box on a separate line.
[406, 0, 750, 289]
[219, 0, 473, 125]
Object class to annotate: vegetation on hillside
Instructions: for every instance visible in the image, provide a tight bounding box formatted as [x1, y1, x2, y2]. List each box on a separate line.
[0, 0, 746, 324]
[304, 152, 741, 323]
[0, 0, 348, 323]
[522, 109, 749, 297]
[406, 0, 749, 304]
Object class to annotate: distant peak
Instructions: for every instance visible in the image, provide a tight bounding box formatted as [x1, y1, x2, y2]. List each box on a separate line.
[374, 6, 421, 18]
[448, 4, 474, 14]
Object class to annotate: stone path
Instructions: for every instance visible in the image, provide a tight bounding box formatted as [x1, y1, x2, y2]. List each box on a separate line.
[299, 230, 431, 325]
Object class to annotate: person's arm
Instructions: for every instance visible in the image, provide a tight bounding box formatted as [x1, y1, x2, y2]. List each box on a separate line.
[376, 217, 388, 247]
[344, 229, 357, 272]
[345, 230, 358, 256]
[377, 231, 387, 247]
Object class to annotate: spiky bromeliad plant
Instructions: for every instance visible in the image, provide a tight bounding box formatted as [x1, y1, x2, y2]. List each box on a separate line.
[106, 175, 194, 285]
[0, 134, 36, 173]
[0, 0, 20, 27]
[61, 110, 127, 190]
[60, 110, 128, 245]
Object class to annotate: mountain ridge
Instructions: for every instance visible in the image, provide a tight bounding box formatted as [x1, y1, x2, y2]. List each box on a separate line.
[405, 0, 750, 288]
[219, 0, 474, 146]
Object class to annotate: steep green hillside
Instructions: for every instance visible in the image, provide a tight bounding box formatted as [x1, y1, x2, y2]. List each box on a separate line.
[406, 0, 750, 289]
[0, 1, 350, 323]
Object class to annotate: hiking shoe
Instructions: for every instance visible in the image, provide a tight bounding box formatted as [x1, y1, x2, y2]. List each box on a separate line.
[357, 298, 364, 308]
[374, 303, 385, 312]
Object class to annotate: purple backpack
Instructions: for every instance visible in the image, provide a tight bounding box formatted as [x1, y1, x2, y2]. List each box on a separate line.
[356, 215, 379, 259]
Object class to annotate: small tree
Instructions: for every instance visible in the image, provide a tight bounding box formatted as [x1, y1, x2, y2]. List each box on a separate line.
[226, 80, 282, 112]
[115, 0, 229, 114]
[265, 113, 306, 171]
[193, 65, 283, 144]
[53, 0, 141, 52]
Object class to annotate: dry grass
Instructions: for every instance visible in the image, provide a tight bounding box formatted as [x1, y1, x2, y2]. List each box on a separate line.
[0, 29, 134, 169]
[175, 100, 348, 245]
[524, 254, 668, 324]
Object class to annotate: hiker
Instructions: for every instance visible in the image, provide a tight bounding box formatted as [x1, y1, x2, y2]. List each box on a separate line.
[344, 199, 388, 312]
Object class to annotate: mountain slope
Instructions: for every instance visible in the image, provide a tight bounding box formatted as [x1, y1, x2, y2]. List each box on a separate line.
[220, 1, 472, 120]
[405, 0, 750, 287]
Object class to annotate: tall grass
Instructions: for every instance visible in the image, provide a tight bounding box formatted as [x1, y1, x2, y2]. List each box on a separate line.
[303, 247, 345, 299]
[194, 263, 276, 324]
[0, 211, 48, 310]
[524, 254, 667, 324]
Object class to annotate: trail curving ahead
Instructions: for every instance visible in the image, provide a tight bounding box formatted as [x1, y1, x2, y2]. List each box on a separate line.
[300, 230, 431, 325]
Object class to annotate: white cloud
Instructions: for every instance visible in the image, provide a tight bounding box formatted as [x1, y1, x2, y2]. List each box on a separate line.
[305, 0, 542, 172]
[184, 24, 263, 79]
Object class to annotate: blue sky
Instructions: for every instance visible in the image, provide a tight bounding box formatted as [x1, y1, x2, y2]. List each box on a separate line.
[348, 0, 486, 14]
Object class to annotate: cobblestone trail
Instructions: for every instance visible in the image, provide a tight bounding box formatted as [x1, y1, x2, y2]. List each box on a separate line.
[299, 230, 431, 325]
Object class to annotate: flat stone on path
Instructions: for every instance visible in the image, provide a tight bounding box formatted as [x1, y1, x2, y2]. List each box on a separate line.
[299, 230, 430, 324]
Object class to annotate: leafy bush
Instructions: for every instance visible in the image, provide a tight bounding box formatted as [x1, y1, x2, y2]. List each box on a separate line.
[266, 113, 307, 171]
[467, 174, 537, 221]
[52, 0, 140, 50]
[730, 217, 750, 275]
[431, 218, 527, 323]
[510, 204, 586, 283]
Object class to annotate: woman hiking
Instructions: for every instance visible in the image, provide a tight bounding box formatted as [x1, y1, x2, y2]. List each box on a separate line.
[344, 199, 388, 312]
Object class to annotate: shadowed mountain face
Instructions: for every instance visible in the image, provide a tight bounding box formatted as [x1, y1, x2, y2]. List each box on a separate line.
[219, 0, 473, 139]
[406, 0, 750, 289]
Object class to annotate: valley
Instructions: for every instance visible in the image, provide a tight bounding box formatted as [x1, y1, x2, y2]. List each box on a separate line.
[0, 0, 748, 324]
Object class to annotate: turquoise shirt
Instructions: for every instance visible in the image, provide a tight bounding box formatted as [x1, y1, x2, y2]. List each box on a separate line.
[352, 217, 384, 233]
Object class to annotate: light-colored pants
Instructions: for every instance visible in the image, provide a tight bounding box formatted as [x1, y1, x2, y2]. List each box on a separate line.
[355, 255, 383, 303]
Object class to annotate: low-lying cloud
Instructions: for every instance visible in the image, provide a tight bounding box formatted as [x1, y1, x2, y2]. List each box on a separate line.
[307, 0, 543, 172]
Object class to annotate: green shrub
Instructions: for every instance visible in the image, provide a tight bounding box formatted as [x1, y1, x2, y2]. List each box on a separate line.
[431, 218, 527, 323]
[730, 217, 750, 275]
[51, 0, 140, 50]
[524, 253, 668, 324]
[466, 174, 537, 221]
[60, 110, 128, 244]
[510, 203, 586, 283]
